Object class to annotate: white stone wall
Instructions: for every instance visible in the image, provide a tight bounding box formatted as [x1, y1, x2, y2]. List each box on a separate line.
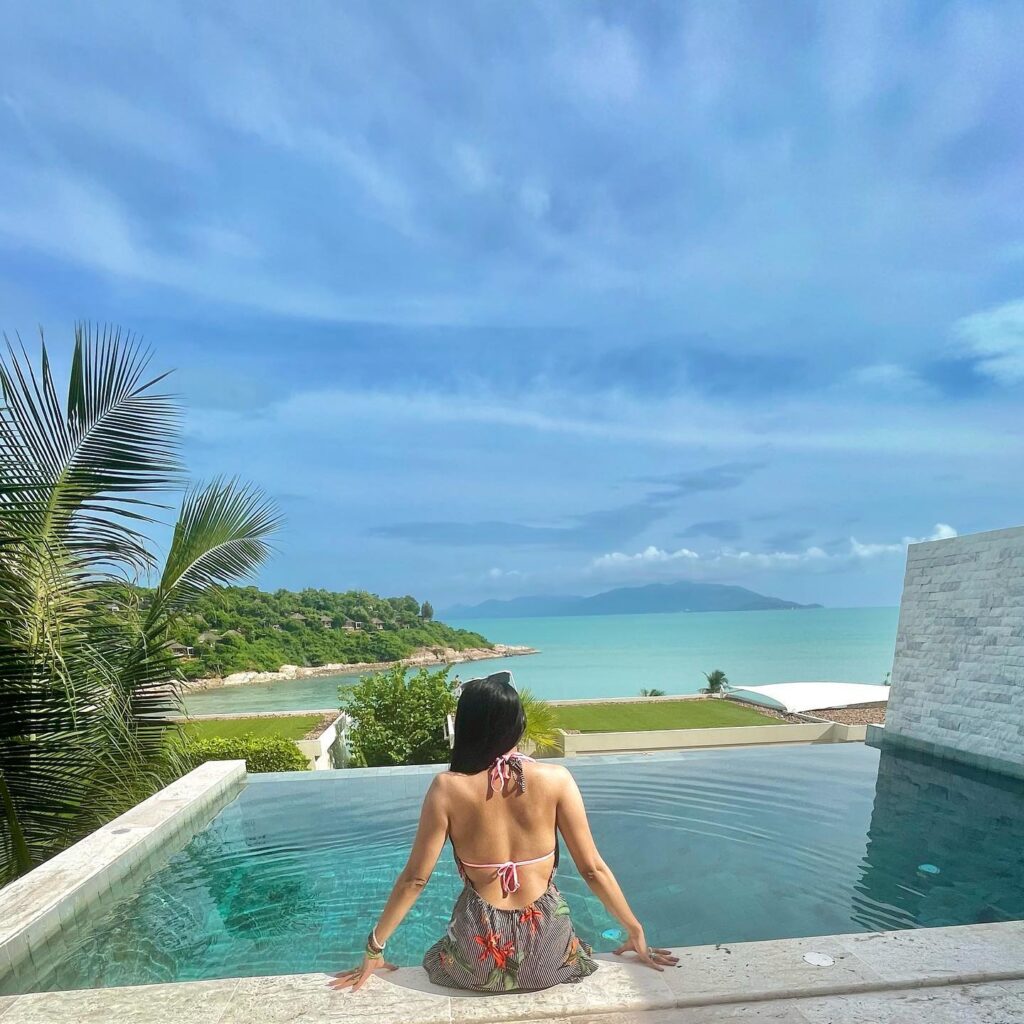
[294, 713, 351, 770]
[884, 525, 1024, 777]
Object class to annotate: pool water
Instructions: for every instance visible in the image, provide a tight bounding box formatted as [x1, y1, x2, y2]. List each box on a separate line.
[8, 743, 1024, 993]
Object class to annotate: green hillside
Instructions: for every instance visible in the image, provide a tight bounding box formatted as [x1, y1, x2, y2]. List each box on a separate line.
[164, 586, 492, 678]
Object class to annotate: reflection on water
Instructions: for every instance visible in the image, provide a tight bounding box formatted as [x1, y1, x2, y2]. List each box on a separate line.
[853, 746, 1024, 932]
[6, 743, 1023, 994]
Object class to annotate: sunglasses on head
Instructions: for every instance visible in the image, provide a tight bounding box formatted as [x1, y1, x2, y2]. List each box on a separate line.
[453, 670, 517, 698]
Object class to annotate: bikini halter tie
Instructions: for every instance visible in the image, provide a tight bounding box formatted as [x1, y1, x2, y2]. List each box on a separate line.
[489, 751, 535, 794]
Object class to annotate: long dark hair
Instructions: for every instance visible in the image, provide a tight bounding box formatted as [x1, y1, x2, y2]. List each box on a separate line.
[449, 671, 526, 774]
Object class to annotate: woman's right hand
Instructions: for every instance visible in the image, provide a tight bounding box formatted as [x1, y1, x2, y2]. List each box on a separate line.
[329, 954, 398, 992]
[613, 926, 679, 971]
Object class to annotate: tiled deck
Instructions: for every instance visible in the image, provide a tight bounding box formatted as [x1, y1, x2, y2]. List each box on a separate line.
[1, 921, 1021, 1023]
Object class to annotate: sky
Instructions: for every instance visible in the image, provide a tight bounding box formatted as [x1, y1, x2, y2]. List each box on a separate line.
[2, 1, 1023, 610]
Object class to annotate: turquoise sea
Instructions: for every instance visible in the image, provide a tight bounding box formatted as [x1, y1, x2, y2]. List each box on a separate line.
[184, 606, 899, 715]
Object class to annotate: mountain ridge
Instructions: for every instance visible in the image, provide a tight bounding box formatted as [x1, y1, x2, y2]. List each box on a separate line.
[445, 580, 822, 619]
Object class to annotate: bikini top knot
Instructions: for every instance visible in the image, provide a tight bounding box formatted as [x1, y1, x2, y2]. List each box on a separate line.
[489, 751, 535, 794]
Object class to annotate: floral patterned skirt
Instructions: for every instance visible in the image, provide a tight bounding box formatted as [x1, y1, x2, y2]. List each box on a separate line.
[423, 881, 598, 992]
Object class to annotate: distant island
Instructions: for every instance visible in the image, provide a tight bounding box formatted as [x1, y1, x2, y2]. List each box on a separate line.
[445, 580, 822, 619]
[164, 585, 501, 680]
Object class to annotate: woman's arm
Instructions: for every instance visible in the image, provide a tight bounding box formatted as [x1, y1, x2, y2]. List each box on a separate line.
[555, 768, 677, 972]
[331, 775, 450, 991]
[373, 776, 449, 942]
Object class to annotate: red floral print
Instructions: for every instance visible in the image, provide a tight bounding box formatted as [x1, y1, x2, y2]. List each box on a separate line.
[474, 931, 515, 970]
[519, 906, 543, 934]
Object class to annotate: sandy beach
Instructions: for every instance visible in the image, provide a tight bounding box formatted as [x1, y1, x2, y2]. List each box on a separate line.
[182, 643, 537, 692]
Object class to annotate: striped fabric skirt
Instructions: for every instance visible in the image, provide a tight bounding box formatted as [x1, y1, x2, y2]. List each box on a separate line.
[423, 882, 598, 992]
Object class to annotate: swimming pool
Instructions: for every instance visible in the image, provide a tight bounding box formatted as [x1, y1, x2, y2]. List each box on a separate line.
[5, 743, 1024, 994]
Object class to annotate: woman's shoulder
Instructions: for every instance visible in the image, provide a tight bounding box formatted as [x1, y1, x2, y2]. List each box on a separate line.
[524, 759, 572, 788]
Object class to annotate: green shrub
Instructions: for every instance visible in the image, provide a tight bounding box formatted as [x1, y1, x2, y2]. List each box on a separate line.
[177, 734, 309, 773]
[341, 665, 456, 767]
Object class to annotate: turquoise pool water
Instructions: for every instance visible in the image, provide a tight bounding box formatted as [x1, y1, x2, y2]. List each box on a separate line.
[7, 743, 1024, 993]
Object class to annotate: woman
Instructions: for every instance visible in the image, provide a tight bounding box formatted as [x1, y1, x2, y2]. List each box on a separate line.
[331, 671, 677, 993]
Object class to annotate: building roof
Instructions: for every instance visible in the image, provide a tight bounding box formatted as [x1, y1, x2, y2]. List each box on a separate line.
[726, 682, 890, 714]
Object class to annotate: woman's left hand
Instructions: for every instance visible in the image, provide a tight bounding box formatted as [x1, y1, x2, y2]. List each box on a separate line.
[329, 955, 398, 992]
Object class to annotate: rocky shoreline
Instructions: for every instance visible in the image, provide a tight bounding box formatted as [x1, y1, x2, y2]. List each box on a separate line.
[182, 643, 538, 692]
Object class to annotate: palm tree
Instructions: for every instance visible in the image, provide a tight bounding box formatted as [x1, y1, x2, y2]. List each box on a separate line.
[519, 689, 559, 754]
[701, 669, 728, 695]
[639, 688, 666, 697]
[0, 326, 281, 884]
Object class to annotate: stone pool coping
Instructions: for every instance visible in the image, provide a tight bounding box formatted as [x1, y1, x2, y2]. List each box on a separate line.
[0, 760, 245, 981]
[0, 921, 1021, 1022]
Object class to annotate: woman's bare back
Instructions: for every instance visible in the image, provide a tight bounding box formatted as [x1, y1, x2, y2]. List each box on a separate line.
[439, 760, 565, 910]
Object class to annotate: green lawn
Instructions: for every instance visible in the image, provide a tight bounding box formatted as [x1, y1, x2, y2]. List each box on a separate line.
[180, 714, 325, 742]
[552, 699, 775, 733]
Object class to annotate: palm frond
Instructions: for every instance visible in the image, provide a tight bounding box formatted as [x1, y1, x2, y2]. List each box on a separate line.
[520, 689, 560, 754]
[152, 478, 283, 613]
[0, 329, 280, 883]
[2, 324, 181, 519]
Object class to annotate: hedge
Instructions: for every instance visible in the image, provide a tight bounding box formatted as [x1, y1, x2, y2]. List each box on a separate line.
[177, 734, 309, 773]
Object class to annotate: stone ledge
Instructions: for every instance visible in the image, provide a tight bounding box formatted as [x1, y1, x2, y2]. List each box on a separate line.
[0, 922, 1020, 1023]
[0, 760, 245, 977]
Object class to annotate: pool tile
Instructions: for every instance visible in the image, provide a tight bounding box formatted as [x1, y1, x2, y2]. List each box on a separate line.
[0, 979, 239, 1023]
[0, 933, 29, 975]
[221, 971, 452, 1024]
[659, 935, 883, 1005]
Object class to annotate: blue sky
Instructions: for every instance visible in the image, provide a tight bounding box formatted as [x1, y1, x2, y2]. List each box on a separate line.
[2, 1, 1023, 609]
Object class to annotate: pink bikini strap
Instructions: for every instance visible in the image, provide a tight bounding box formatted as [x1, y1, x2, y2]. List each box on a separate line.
[488, 751, 535, 795]
[458, 850, 555, 896]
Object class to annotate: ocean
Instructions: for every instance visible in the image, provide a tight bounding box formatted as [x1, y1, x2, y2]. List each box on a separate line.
[183, 606, 899, 715]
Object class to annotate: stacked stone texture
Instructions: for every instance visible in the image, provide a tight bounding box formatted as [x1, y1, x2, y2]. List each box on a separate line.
[885, 525, 1024, 772]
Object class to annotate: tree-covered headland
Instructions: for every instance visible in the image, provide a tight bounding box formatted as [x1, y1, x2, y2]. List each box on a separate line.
[166, 586, 491, 678]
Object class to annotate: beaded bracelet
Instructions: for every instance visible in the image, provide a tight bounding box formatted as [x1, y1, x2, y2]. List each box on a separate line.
[365, 928, 385, 960]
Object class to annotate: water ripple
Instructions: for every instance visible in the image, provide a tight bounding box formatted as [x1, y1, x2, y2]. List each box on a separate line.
[8, 743, 1024, 995]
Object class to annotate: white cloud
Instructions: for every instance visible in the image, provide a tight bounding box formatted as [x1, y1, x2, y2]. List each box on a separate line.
[0, 163, 468, 327]
[591, 543, 828, 576]
[591, 524, 958, 580]
[486, 567, 522, 579]
[186, 223, 261, 261]
[847, 537, 902, 558]
[592, 545, 699, 569]
[953, 299, 1024, 384]
[191, 381, 1018, 459]
[717, 546, 831, 568]
[848, 363, 928, 394]
[0, 170, 146, 280]
[849, 522, 956, 558]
